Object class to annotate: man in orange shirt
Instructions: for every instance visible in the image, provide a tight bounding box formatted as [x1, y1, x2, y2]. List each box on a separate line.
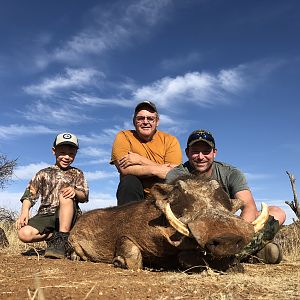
[111, 101, 182, 205]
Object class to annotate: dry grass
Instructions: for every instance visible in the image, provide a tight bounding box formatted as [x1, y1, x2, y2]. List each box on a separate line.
[0, 208, 46, 254]
[274, 221, 300, 261]
[0, 220, 44, 254]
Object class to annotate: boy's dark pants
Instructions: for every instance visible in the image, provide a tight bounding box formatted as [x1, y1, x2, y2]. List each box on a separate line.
[28, 201, 80, 235]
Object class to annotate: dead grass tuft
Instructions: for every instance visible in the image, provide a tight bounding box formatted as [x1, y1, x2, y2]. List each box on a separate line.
[0, 208, 45, 254]
[274, 220, 300, 261]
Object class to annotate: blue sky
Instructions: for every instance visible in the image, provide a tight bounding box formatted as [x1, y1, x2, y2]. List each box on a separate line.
[0, 0, 299, 224]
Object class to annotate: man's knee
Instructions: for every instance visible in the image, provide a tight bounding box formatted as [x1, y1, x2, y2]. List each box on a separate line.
[269, 206, 286, 226]
[117, 175, 144, 205]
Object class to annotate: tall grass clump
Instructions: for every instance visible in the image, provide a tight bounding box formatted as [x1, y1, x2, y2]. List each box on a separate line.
[0, 207, 45, 254]
[274, 220, 300, 262]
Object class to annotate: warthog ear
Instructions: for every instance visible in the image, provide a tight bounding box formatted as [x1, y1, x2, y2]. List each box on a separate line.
[230, 198, 244, 213]
[210, 179, 220, 189]
[176, 180, 188, 193]
[151, 183, 174, 212]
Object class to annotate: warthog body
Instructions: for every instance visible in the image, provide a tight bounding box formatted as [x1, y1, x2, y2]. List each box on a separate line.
[69, 176, 256, 271]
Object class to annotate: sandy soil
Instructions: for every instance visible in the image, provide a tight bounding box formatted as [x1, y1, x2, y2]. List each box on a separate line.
[0, 250, 299, 300]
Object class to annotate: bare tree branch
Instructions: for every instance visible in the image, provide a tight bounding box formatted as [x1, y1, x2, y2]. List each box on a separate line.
[285, 171, 300, 220]
[0, 154, 17, 190]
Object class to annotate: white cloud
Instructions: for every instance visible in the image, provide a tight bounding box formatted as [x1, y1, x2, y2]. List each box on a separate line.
[79, 146, 110, 158]
[22, 101, 90, 124]
[83, 191, 117, 210]
[76, 158, 111, 166]
[133, 69, 244, 108]
[218, 69, 245, 93]
[0, 191, 23, 213]
[24, 67, 104, 97]
[159, 114, 176, 125]
[0, 124, 55, 139]
[51, 0, 172, 62]
[85, 170, 118, 181]
[71, 93, 133, 107]
[13, 162, 49, 181]
[78, 129, 120, 146]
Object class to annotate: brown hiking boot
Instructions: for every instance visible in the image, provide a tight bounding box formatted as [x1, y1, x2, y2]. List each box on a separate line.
[44, 232, 69, 259]
[255, 242, 283, 264]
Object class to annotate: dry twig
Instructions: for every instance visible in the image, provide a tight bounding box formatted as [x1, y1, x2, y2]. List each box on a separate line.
[34, 274, 45, 300]
[285, 171, 300, 219]
[0, 154, 17, 189]
[83, 283, 97, 300]
[32, 247, 40, 262]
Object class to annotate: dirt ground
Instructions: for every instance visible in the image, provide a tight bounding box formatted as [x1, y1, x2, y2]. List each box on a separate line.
[0, 250, 299, 300]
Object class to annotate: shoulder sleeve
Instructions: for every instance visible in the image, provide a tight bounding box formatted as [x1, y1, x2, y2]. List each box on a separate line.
[228, 168, 249, 196]
[74, 169, 89, 202]
[164, 135, 182, 165]
[111, 131, 132, 163]
[20, 170, 43, 206]
[165, 164, 187, 184]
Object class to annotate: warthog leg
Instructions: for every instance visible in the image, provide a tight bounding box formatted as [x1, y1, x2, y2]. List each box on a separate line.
[70, 251, 81, 261]
[113, 236, 143, 270]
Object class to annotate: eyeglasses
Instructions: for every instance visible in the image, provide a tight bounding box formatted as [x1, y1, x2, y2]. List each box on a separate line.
[135, 116, 157, 123]
[187, 131, 215, 147]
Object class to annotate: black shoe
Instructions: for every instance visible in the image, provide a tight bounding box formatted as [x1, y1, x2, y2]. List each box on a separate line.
[44, 232, 69, 259]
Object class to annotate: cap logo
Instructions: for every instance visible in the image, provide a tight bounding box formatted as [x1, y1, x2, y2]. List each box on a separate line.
[54, 132, 79, 148]
[62, 133, 72, 139]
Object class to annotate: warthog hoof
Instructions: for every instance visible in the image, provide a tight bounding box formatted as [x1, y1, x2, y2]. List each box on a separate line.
[70, 251, 81, 261]
[112, 256, 126, 268]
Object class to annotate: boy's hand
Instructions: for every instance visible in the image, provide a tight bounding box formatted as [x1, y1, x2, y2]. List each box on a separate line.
[15, 212, 29, 229]
[60, 186, 76, 199]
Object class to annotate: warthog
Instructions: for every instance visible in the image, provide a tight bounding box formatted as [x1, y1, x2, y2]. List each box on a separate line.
[68, 176, 268, 272]
[0, 227, 9, 248]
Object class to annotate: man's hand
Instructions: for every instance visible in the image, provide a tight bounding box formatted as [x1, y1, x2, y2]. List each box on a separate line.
[118, 152, 144, 169]
[154, 163, 175, 179]
[115, 152, 177, 179]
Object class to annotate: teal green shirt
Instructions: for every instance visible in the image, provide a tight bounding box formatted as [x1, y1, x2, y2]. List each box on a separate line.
[165, 161, 249, 198]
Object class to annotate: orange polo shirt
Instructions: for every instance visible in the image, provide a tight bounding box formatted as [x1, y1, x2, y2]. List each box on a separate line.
[111, 130, 182, 194]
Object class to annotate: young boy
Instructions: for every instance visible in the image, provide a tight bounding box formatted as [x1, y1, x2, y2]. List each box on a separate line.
[16, 132, 89, 259]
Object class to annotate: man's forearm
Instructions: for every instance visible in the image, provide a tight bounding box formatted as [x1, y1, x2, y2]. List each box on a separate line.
[240, 206, 257, 223]
[119, 164, 172, 179]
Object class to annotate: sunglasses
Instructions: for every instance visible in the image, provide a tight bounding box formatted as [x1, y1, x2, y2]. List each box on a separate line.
[135, 116, 157, 123]
[188, 131, 215, 146]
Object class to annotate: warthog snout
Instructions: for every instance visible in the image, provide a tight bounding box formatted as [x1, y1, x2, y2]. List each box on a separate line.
[205, 234, 246, 257]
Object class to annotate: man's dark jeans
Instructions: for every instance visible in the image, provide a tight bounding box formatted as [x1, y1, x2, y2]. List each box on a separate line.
[116, 175, 144, 205]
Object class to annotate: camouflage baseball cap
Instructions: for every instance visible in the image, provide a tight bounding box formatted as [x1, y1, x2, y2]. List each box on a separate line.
[134, 101, 158, 116]
[53, 132, 79, 149]
[187, 130, 215, 148]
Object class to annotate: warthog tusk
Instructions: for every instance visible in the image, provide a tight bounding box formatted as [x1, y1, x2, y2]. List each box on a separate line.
[165, 203, 191, 237]
[252, 202, 269, 232]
